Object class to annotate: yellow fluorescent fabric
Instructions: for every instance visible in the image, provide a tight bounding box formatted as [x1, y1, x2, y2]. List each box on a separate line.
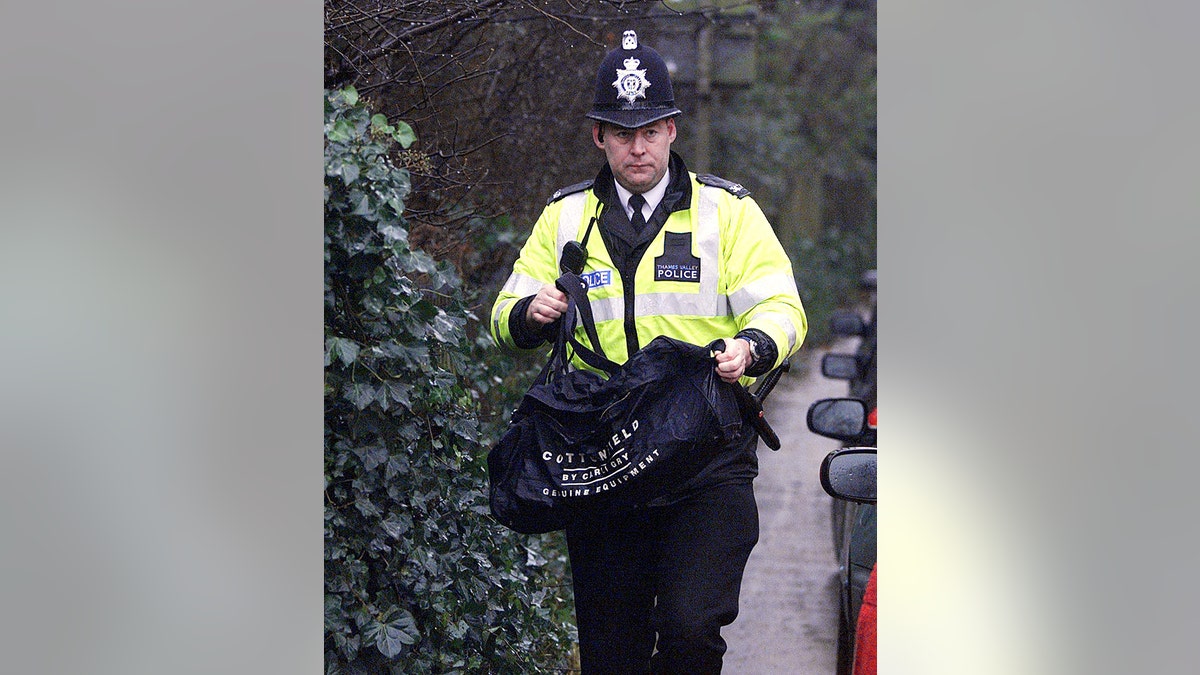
[491, 173, 807, 375]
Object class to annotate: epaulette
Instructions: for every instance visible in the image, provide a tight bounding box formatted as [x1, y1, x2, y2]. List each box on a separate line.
[696, 173, 750, 198]
[547, 179, 595, 205]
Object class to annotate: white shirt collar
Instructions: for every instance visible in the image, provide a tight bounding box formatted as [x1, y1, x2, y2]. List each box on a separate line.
[614, 169, 670, 222]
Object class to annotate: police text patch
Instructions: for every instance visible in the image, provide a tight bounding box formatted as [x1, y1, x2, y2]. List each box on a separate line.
[654, 232, 701, 283]
[581, 268, 614, 290]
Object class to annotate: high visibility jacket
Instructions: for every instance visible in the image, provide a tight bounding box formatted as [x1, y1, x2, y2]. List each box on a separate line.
[492, 160, 806, 378]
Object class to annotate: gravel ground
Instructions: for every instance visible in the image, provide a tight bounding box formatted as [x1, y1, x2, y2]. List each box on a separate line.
[720, 343, 853, 674]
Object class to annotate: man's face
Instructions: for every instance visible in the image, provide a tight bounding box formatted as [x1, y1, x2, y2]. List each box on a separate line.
[593, 118, 676, 194]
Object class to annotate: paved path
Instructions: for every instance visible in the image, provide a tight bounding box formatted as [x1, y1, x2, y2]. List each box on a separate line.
[721, 343, 853, 674]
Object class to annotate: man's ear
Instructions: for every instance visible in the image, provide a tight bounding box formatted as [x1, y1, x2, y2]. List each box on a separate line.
[665, 117, 677, 143]
[592, 122, 605, 148]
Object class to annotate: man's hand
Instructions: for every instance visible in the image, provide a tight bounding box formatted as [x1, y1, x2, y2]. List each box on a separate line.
[525, 284, 568, 327]
[714, 337, 752, 384]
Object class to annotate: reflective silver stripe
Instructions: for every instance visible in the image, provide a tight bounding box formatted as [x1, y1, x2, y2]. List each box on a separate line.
[555, 192, 587, 270]
[558, 191, 625, 322]
[728, 272, 801, 316]
[636, 292, 729, 318]
[492, 297, 519, 341]
[635, 185, 725, 318]
[501, 272, 545, 298]
[749, 310, 799, 352]
[695, 186, 722, 305]
[589, 295, 625, 324]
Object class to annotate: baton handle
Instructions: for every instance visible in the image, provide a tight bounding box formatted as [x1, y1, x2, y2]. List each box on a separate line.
[753, 359, 791, 406]
[755, 410, 782, 451]
[709, 340, 784, 451]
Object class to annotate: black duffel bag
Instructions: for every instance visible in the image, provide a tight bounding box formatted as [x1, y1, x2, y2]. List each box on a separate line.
[487, 271, 744, 534]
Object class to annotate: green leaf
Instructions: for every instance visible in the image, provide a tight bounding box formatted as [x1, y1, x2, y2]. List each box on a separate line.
[362, 610, 420, 658]
[351, 191, 371, 214]
[378, 222, 406, 243]
[355, 445, 388, 471]
[328, 337, 360, 367]
[366, 610, 419, 658]
[341, 86, 358, 106]
[345, 382, 378, 410]
[392, 120, 416, 148]
[382, 513, 412, 540]
[370, 113, 390, 131]
[328, 119, 354, 143]
[385, 381, 412, 408]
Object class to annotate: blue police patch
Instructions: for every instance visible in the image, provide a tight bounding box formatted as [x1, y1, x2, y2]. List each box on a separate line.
[580, 269, 613, 290]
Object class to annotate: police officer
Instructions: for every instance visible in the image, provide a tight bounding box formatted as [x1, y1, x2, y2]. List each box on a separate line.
[491, 30, 807, 674]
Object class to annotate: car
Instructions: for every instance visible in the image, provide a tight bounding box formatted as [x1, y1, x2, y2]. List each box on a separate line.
[819, 275, 877, 552]
[820, 445, 877, 675]
[813, 269, 877, 673]
[809, 397, 876, 675]
[821, 269, 876, 411]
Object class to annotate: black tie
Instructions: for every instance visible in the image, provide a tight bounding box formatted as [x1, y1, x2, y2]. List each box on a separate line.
[628, 194, 647, 233]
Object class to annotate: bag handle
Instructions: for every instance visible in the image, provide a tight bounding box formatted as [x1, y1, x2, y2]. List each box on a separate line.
[707, 339, 789, 451]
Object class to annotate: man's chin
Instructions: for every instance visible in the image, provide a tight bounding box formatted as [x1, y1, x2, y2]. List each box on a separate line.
[620, 173, 655, 192]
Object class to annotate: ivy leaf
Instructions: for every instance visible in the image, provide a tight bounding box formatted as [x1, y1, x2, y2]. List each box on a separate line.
[341, 86, 359, 106]
[329, 119, 355, 143]
[378, 222, 407, 243]
[345, 382, 378, 411]
[385, 381, 412, 408]
[353, 496, 381, 519]
[382, 513, 411, 540]
[327, 337, 360, 367]
[354, 445, 388, 471]
[370, 113, 393, 134]
[392, 120, 416, 148]
[351, 191, 372, 214]
[367, 611, 419, 658]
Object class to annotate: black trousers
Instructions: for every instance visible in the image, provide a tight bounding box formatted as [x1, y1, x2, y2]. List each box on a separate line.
[566, 480, 759, 675]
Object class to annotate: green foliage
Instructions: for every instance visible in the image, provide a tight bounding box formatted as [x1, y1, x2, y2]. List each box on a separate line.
[714, 1, 876, 344]
[324, 86, 574, 674]
[792, 226, 875, 347]
[743, 2, 877, 186]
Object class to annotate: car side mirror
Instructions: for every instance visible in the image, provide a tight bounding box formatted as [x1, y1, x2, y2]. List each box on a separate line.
[830, 310, 867, 337]
[821, 353, 861, 380]
[807, 397, 869, 441]
[820, 446, 876, 504]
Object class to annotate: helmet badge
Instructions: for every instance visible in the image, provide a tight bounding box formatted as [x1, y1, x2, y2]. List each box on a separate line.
[612, 30, 650, 106]
[612, 62, 650, 106]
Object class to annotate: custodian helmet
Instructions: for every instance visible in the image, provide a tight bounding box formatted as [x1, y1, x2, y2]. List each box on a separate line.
[586, 30, 682, 129]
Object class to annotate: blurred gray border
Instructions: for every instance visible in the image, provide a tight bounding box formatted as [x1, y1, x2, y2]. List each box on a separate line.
[0, 2, 322, 672]
[881, 2, 1200, 673]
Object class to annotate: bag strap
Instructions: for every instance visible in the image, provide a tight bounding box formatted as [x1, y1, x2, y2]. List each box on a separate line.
[558, 272, 621, 376]
[535, 272, 621, 384]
